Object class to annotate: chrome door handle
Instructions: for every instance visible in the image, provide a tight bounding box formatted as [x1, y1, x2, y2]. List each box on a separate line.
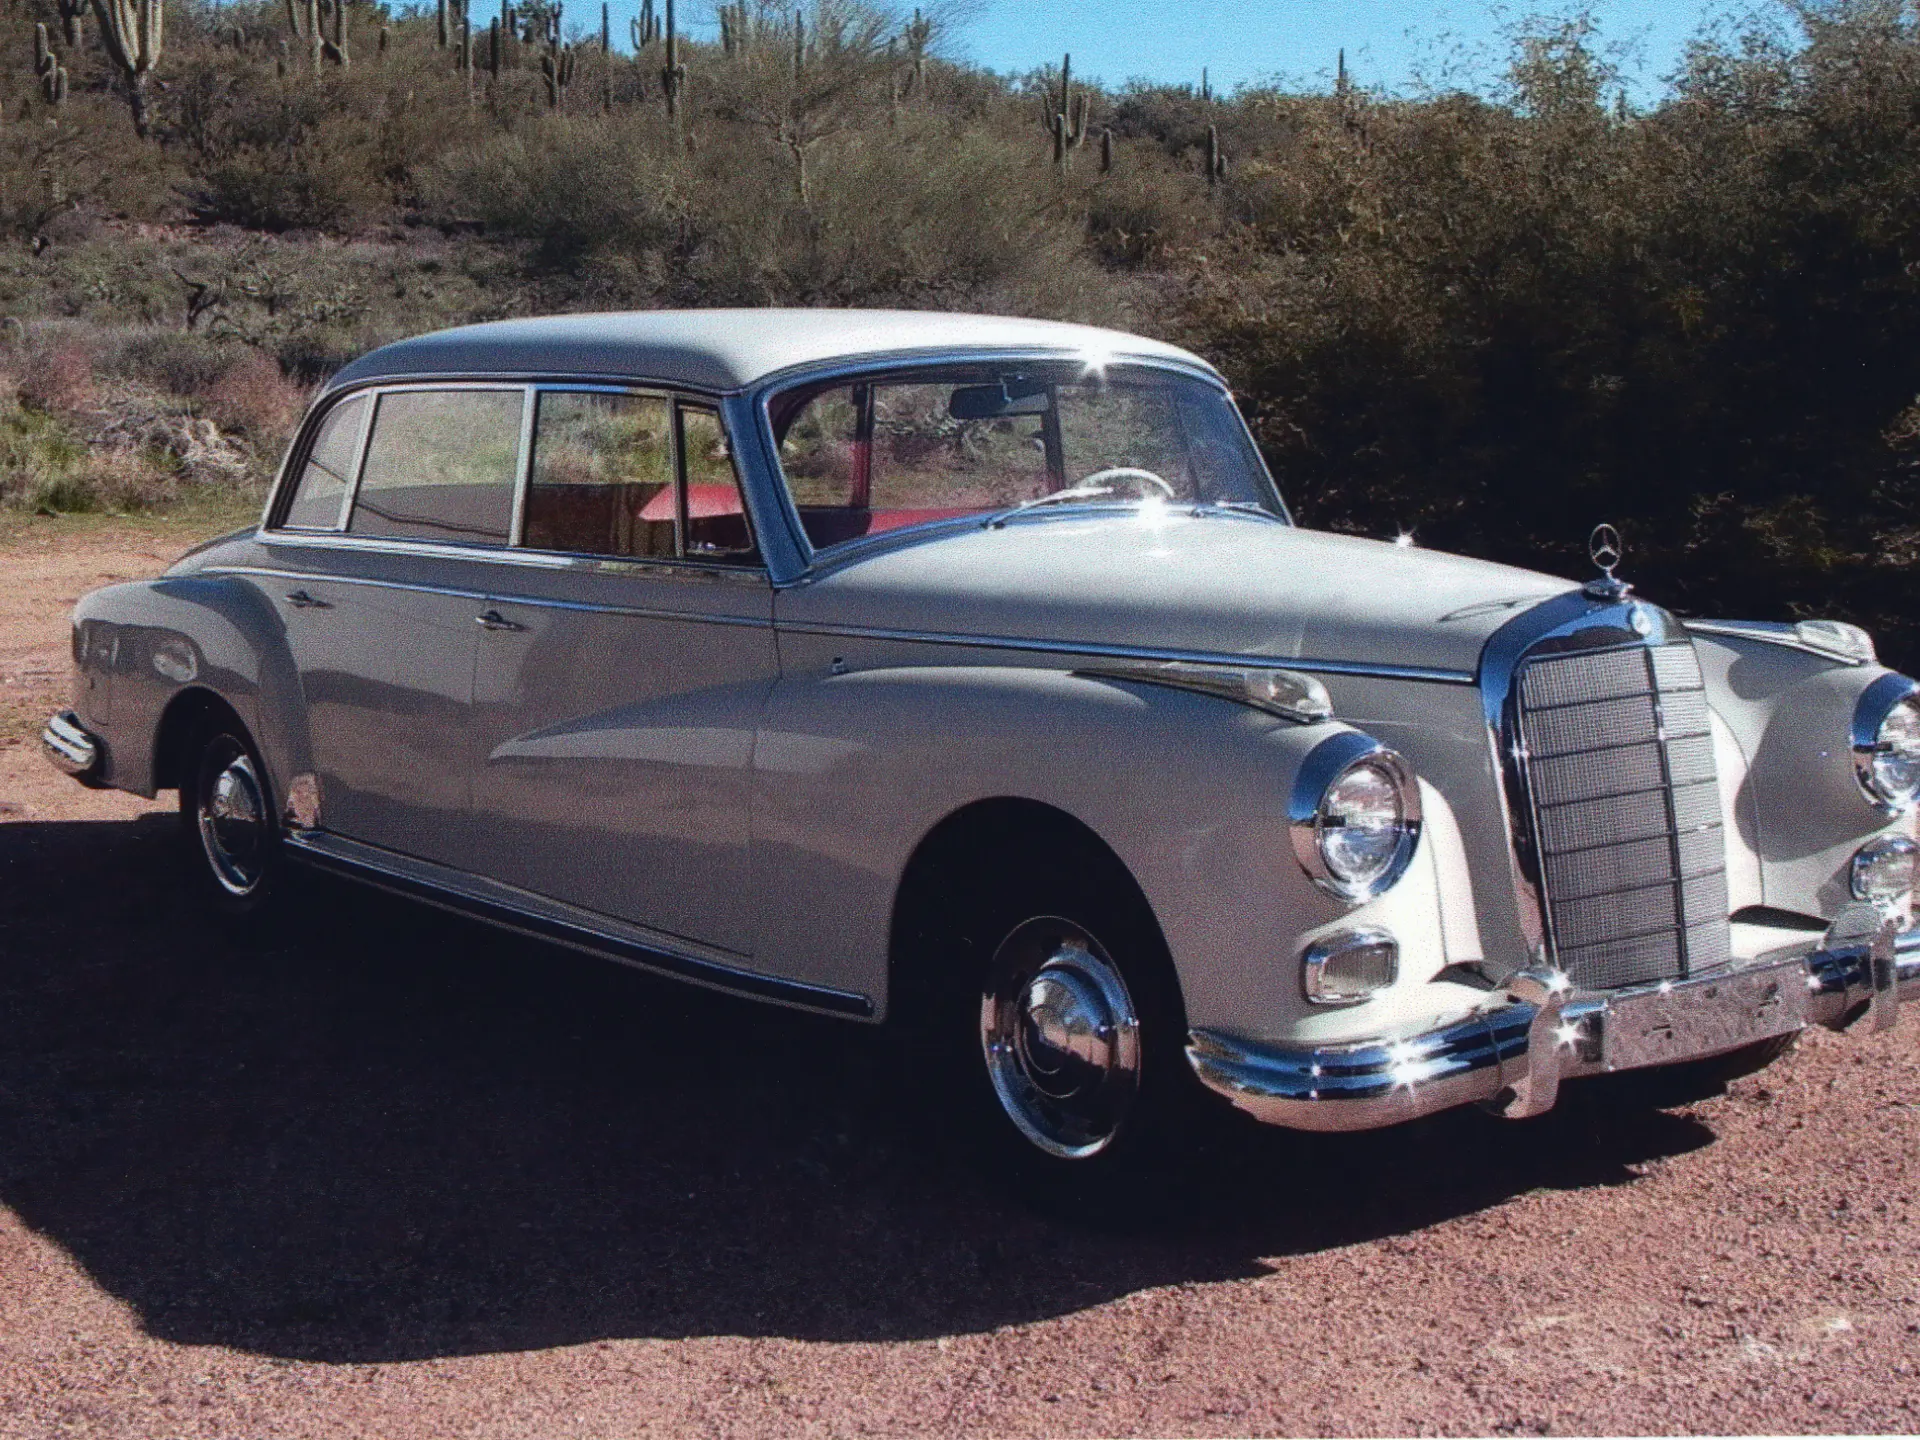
[475, 609, 526, 632]
[285, 590, 331, 609]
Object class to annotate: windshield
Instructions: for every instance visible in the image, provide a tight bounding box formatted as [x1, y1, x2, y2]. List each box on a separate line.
[768, 361, 1284, 552]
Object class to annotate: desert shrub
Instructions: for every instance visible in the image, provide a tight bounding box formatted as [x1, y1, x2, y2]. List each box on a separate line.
[1084, 159, 1210, 268]
[18, 345, 98, 416]
[206, 349, 307, 442]
[425, 113, 685, 267]
[108, 329, 243, 398]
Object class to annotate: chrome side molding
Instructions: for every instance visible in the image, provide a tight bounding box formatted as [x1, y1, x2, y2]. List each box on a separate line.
[283, 830, 875, 1019]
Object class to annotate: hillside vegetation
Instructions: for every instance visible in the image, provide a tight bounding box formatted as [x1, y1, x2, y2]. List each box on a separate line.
[1, 0, 1917, 662]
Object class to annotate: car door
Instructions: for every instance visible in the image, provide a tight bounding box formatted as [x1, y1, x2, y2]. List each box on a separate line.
[463, 388, 777, 958]
[258, 383, 527, 867]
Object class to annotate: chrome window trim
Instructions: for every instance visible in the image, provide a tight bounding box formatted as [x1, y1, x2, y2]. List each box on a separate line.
[271, 378, 775, 581]
[336, 380, 532, 549]
[264, 389, 378, 536]
[508, 385, 537, 548]
[772, 618, 1476, 684]
[204, 564, 775, 627]
[1852, 671, 1920, 814]
[253, 529, 772, 587]
[748, 348, 1289, 575]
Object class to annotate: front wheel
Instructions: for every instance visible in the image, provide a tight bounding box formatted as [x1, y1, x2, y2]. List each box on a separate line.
[903, 837, 1211, 1196]
[180, 721, 285, 918]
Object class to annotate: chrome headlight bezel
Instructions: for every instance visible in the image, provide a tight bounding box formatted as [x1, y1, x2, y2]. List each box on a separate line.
[1289, 730, 1423, 902]
[1851, 673, 1920, 814]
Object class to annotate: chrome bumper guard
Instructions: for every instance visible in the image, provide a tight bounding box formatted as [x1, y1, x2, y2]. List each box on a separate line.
[39, 709, 103, 782]
[1188, 913, 1920, 1134]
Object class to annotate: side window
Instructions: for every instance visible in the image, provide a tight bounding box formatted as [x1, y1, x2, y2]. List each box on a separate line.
[348, 389, 523, 546]
[279, 394, 368, 530]
[523, 391, 676, 560]
[678, 404, 757, 562]
[777, 386, 861, 511]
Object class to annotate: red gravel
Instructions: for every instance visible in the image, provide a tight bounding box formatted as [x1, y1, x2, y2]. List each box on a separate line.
[1, 526, 1917, 1437]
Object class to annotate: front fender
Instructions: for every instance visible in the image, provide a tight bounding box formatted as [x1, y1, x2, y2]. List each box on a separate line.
[750, 663, 1476, 1039]
[1691, 631, 1915, 919]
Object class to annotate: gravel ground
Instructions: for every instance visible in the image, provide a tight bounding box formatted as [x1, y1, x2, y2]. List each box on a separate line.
[1, 520, 1917, 1438]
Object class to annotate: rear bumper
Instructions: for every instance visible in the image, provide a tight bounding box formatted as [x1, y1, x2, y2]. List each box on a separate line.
[40, 709, 105, 784]
[1188, 915, 1919, 1134]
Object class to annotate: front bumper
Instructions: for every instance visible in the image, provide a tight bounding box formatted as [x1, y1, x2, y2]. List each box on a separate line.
[40, 709, 104, 784]
[1188, 913, 1919, 1133]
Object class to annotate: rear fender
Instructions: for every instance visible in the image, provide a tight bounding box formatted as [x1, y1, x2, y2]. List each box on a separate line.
[72, 576, 307, 800]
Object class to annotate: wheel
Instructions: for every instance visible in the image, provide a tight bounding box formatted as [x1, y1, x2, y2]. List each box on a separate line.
[900, 832, 1208, 1197]
[180, 719, 285, 918]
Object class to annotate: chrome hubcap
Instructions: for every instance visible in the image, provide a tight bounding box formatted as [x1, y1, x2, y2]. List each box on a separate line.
[197, 745, 267, 897]
[980, 917, 1142, 1159]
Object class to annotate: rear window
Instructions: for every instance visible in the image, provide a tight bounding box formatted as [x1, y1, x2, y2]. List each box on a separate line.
[348, 389, 524, 546]
[280, 394, 369, 530]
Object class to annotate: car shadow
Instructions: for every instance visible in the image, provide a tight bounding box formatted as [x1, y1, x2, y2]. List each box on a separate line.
[0, 815, 1719, 1363]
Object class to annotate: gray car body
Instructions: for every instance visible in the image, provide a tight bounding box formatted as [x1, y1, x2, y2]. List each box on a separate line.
[60, 310, 1914, 1062]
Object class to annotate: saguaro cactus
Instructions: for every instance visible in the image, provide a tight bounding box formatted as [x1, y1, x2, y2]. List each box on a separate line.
[541, 43, 574, 106]
[660, 0, 684, 123]
[322, 0, 348, 67]
[35, 24, 69, 105]
[56, 0, 85, 47]
[437, 0, 449, 46]
[1205, 122, 1225, 187]
[902, 7, 928, 94]
[631, 0, 656, 49]
[88, 0, 165, 137]
[1041, 52, 1087, 166]
[1099, 125, 1113, 174]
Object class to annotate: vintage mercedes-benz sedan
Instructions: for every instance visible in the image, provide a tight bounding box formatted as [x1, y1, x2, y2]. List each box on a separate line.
[40, 310, 1920, 1179]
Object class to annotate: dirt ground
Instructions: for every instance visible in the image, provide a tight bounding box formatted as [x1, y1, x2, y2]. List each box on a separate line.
[1, 517, 1917, 1438]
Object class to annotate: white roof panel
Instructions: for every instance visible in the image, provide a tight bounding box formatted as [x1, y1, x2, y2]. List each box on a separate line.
[325, 308, 1217, 393]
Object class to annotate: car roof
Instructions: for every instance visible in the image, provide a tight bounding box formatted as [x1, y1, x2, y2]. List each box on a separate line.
[324, 308, 1219, 395]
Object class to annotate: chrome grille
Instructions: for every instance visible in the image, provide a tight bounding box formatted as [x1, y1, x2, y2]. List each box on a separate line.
[1514, 642, 1731, 990]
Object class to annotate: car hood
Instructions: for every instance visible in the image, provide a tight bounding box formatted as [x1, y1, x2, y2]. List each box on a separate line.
[778, 513, 1579, 678]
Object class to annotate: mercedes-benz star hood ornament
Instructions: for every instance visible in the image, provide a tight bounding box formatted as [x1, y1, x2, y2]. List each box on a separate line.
[1584, 523, 1632, 601]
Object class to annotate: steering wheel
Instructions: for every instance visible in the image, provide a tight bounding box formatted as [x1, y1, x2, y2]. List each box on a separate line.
[1078, 467, 1177, 499]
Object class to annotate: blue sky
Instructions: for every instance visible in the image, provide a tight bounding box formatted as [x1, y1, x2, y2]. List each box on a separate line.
[954, 1, 1738, 102]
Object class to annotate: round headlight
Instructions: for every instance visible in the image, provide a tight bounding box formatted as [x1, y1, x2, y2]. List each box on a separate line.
[1852, 674, 1920, 812]
[1290, 731, 1422, 902]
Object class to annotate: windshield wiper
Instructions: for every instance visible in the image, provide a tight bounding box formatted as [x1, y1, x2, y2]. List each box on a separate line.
[1191, 500, 1284, 522]
[982, 482, 1123, 529]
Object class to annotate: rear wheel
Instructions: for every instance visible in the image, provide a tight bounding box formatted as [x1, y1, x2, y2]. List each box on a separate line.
[180, 721, 285, 918]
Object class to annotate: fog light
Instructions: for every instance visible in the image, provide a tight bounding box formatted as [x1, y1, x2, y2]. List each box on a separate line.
[1302, 929, 1399, 1006]
[1850, 835, 1918, 905]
